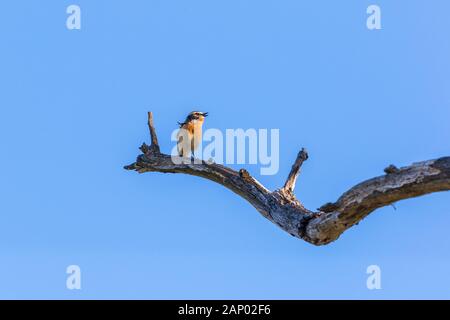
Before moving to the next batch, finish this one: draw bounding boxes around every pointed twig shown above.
[147,112,160,153]
[282,148,309,193]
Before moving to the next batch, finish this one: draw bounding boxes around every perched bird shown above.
[177,111,208,160]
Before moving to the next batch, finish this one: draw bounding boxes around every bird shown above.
[176,111,208,160]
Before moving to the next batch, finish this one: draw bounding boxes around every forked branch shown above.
[125,112,450,245]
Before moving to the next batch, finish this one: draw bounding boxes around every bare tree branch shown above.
[125,112,450,245]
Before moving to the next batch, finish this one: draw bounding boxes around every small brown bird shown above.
[177,111,208,160]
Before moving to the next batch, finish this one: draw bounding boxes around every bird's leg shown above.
[190,149,195,163]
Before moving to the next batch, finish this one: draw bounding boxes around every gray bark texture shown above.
[125,112,450,245]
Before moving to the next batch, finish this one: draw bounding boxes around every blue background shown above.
[0,1,449,299]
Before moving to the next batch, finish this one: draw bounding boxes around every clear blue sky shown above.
[0,0,449,299]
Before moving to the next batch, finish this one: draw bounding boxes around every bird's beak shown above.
[202,112,208,117]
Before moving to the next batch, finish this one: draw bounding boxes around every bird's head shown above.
[187,111,208,122]
[178,111,208,127]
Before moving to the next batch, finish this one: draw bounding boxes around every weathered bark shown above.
[125,112,450,245]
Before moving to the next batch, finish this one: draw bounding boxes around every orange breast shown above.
[182,122,195,134]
